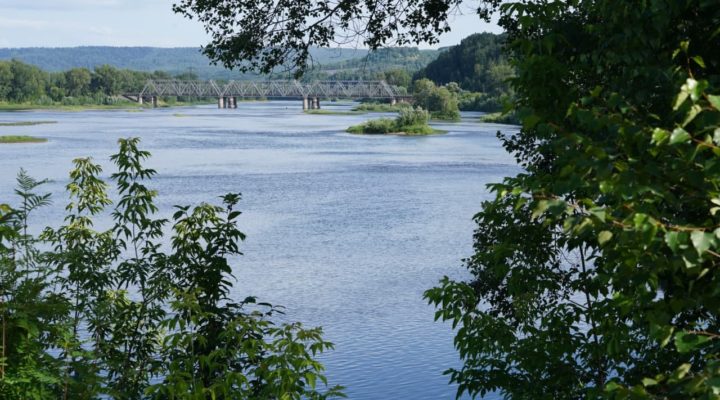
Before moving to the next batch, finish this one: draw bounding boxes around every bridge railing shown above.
[137,79,404,99]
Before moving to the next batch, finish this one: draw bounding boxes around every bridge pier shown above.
[138,97,143,105]
[152,96,158,108]
[218,97,225,109]
[303,96,309,111]
[314,98,320,109]
[232,97,238,109]
[391,98,397,105]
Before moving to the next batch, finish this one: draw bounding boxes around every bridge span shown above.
[124,79,408,110]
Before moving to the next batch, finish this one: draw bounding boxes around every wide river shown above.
[0,101,518,399]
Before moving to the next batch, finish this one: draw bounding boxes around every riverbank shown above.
[0,99,216,112]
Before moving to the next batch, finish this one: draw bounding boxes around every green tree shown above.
[424,1,720,398]
[1,139,343,399]
[0,62,12,101]
[412,79,460,120]
[176,1,720,398]
[92,64,121,96]
[65,68,92,97]
[8,60,46,102]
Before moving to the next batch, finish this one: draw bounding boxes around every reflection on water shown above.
[0,101,518,399]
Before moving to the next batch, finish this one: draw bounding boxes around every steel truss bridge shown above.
[124,79,407,110]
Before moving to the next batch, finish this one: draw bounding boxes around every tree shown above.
[1,139,343,399]
[65,68,92,97]
[8,60,46,102]
[413,32,509,94]
[173,0,501,76]
[0,62,12,101]
[175,0,720,398]
[412,79,460,121]
[92,64,121,96]
[424,1,720,398]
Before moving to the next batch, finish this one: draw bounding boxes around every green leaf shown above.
[598,230,613,245]
[674,332,711,353]
[642,377,658,387]
[669,128,691,145]
[692,55,706,68]
[651,128,670,145]
[709,95,720,110]
[665,231,681,253]
[690,230,714,256]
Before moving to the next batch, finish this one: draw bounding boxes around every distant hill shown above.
[0,46,372,80]
[414,33,510,94]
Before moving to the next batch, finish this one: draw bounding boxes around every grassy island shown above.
[0,135,48,143]
[304,109,361,116]
[347,108,444,136]
[0,121,57,127]
[351,102,412,113]
[479,112,520,125]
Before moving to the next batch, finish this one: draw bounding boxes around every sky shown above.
[0,0,500,49]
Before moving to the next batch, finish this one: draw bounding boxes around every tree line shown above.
[0,60,198,105]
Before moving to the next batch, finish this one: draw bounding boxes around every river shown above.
[0,101,518,399]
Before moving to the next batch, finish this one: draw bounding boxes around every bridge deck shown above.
[129,79,406,100]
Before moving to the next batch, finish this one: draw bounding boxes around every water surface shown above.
[0,101,518,399]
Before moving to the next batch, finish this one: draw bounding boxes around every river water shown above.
[0,101,518,399]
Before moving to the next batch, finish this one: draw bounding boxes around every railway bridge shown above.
[124,79,408,110]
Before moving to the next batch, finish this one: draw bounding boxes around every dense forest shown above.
[0,59,196,105]
[0,46,370,80]
[414,33,511,95]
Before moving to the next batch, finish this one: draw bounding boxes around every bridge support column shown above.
[152,96,158,108]
[302,97,309,111]
[390,98,397,105]
[138,97,143,105]
[232,97,238,109]
[218,97,225,109]
[315,98,321,109]
[312,97,319,109]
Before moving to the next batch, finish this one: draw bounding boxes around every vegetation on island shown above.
[0,139,343,399]
[0,135,47,143]
[0,120,56,126]
[412,79,461,121]
[347,108,440,135]
[177,0,720,399]
[351,101,412,113]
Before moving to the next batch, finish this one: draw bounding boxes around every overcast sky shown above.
[0,0,500,49]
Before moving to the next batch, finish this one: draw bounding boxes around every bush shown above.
[396,107,429,127]
[0,139,343,399]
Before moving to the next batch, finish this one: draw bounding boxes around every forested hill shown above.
[413,32,510,94]
[0,46,373,80]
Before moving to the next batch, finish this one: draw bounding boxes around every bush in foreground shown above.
[0,138,343,399]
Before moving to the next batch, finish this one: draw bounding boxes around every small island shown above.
[0,135,48,144]
[347,108,444,136]
[0,120,57,126]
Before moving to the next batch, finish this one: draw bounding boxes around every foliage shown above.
[425,0,720,399]
[414,32,511,95]
[172,0,501,77]
[0,139,342,399]
[0,60,206,104]
[351,102,412,113]
[478,111,519,125]
[0,136,47,143]
[412,79,460,121]
[347,107,436,135]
